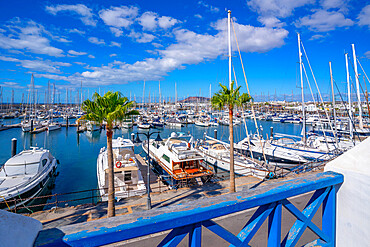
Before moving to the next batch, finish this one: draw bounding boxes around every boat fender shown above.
[116,161,122,168]
[39,181,44,188]
[54,171,60,177]
[57,159,60,164]
[267,172,276,180]
[129,158,134,162]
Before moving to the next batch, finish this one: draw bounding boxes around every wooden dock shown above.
[135,154,168,193]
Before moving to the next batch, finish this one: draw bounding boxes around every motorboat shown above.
[97,138,146,201]
[86,121,100,132]
[0,147,58,209]
[142,132,214,187]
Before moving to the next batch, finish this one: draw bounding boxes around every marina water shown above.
[0,118,303,208]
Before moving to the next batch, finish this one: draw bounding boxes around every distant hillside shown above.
[180,96,210,103]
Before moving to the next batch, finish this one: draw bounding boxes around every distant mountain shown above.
[180,96,210,103]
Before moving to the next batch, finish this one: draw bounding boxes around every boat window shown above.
[124,171,132,181]
[162,154,170,163]
[42,159,48,167]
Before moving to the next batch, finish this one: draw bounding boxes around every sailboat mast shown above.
[329,61,337,143]
[142,80,145,110]
[228,10,232,88]
[352,44,363,129]
[345,53,353,139]
[159,80,161,105]
[298,33,306,143]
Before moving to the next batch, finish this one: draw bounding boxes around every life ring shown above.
[129,158,134,162]
[115,161,122,168]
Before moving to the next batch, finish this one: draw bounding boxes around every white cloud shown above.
[0,55,71,73]
[137,12,179,32]
[365,51,370,59]
[198,1,220,13]
[110,54,117,57]
[152,43,163,48]
[68,50,87,56]
[68,28,85,35]
[34,74,68,81]
[158,16,178,29]
[110,41,121,47]
[138,12,158,31]
[88,37,105,45]
[320,0,349,11]
[0,19,64,57]
[257,16,285,27]
[50,18,288,86]
[129,31,156,43]
[0,81,24,89]
[358,5,370,28]
[99,6,139,37]
[309,34,327,40]
[296,9,354,32]
[88,55,95,59]
[45,4,96,26]
[74,62,86,66]
[247,0,314,18]
[195,14,203,19]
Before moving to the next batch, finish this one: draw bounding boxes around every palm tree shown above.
[211,82,252,193]
[79,91,139,217]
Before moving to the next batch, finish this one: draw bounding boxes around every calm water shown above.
[0,118,302,207]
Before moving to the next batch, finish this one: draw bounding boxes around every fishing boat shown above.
[97,138,146,201]
[0,147,58,209]
[142,132,214,187]
[197,137,268,179]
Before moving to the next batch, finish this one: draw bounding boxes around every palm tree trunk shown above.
[229,106,235,193]
[106,128,115,217]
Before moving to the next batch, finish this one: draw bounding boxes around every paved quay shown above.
[29,167,323,234]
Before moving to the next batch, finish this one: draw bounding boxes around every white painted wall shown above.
[0,210,42,247]
[325,137,370,247]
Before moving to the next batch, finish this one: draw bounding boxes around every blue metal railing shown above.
[35,171,343,246]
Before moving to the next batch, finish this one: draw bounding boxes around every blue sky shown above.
[0,0,369,103]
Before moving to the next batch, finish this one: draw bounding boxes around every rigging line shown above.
[333,78,360,143]
[231,18,267,164]
[232,64,238,87]
[357,58,370,84]
[302,63,333,152]
[300,41,337,142]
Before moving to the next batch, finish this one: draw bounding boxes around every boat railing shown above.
[35,171,343,246]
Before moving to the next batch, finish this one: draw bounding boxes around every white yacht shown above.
[47,122,61,131]
[236,135,308,168]
[142,132,214,187]
[97,138,146,202]
[137,122,151,129]
[194,121,210,127]
[0,147,58,209]
[198,139,268,179]
[86,121,100,132]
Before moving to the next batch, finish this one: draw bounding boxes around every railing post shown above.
[268,202,282,247]
[322,185,336,246]
[189,223,202,247]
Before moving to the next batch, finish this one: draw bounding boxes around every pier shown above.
[34,171,341,246]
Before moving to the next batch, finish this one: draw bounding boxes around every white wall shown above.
[325,137,370,247]
[0,210,42,247]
